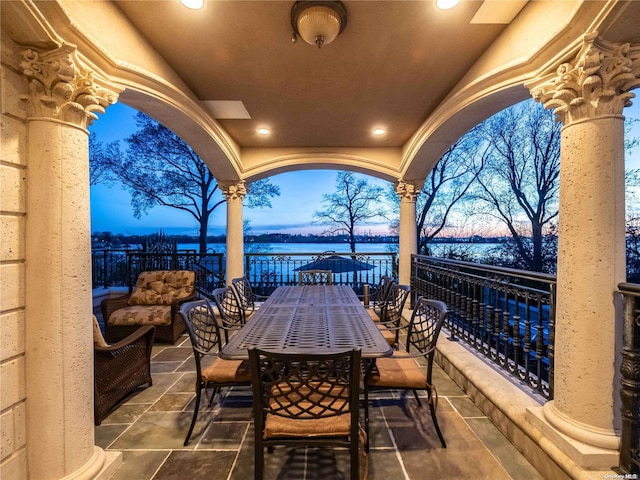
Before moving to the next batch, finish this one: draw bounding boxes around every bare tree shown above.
[91,112,279,253]
[89,133,113,186]
[472,100,561,272]
[313,171,387,252]
[386,126,484,254]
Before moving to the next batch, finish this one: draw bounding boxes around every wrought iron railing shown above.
[244,251,397,297]
[91,249,224,294]
[411,255,556,400]
[616,283,640,475]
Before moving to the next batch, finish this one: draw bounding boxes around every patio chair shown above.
[178,299,252,446]
[366,276,396,321]
[93,315,155,425]
[101,269,197,344]
[375,284,411,348]
[298,269,333,285]
[231,276,267,322]
[249,348,365,480]
[365,297,448,448]
[210,286,247,342]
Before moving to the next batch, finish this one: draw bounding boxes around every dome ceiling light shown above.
[291,1,347,48]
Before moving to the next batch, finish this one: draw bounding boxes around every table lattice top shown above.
[219,286,392,359]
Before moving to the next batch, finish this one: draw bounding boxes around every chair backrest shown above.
[249,348,361,430]
[405,297,448,377]
[211,286,246,328]
[371,276,395,307]
[178,299,224,359]
[231,277,256,312]
[380,283,411,326]
[298,270,333,285]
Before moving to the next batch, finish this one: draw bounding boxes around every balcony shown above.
[93,251,639,478]
[93,308,544,480]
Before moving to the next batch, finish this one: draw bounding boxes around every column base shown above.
[60,446,121,480]
[526,404,619,469]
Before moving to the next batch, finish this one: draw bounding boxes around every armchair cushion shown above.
[107,305,172,326]
[92,315,109,348]
[128,270,196,306]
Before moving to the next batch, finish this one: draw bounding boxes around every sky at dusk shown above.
[89,101,640,237]
[88,103,393,236]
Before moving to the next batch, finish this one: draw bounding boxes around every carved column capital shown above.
[20,44,121,129]
[528,32,640,126]
[395,180,421,202]
[220,180,247,201]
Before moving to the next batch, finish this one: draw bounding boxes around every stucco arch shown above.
[400,0,620,183]
[240,150,401,183]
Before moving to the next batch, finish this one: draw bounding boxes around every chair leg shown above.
[350,440,360,480]
[413,389,422,407]
[208,387,220,407]
[184,387,202,446]
[428,395,446,448]
[255,442,264,480]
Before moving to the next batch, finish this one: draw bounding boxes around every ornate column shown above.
[20,45,121,479]
[220,181,246,284]
[396,180,420,286]
[526,33,640,466]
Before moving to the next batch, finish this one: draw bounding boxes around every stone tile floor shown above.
[95,333,544,480]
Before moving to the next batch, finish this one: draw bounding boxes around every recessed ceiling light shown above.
[372,128,386,136]
[180,0,204,10]
[436,0,461,10]
[257,128,270,135]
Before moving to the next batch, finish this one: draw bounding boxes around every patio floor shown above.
[94,317,544,480]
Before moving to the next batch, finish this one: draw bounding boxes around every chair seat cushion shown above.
[377,324,396,345]
[202,358,252,383]
[264,411,351,439]
[367,309,381,322]
[368,352,426,389]
[108,305,172,326]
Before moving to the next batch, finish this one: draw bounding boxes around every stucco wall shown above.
[0,29,28,480]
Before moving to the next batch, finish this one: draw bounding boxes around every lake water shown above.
[179,242,398,254]
[178,241,500,259]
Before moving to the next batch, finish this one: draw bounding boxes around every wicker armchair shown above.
[93,315,154,425]
[101,270,197,343]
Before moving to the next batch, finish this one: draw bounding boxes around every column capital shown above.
[20,44,121,129]
[219,180,247,200]
[395,179,421,202]
[528,32,640,126]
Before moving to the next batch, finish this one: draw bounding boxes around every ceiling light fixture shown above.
[373,128,386,136]
[436,0,461,10]
[180,0,205,10]
[257,128,270,135]
[291,1,347,48]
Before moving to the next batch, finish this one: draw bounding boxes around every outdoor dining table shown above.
[219,284,392,451]
[219,284,393,360]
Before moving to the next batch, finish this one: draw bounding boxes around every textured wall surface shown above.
[0,29,28,480]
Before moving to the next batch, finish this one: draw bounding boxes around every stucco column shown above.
[20,46,120,479]
[527,33,640,461]
[396,180,420,286]
[220,181,246,284]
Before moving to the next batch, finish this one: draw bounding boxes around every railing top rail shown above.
[618,282,640,295]
[246,251,394,256]
[412,254,556,285]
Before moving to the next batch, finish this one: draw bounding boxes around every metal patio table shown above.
[219,285,392,359]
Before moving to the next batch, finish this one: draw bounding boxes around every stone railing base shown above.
[434,323,619,480]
